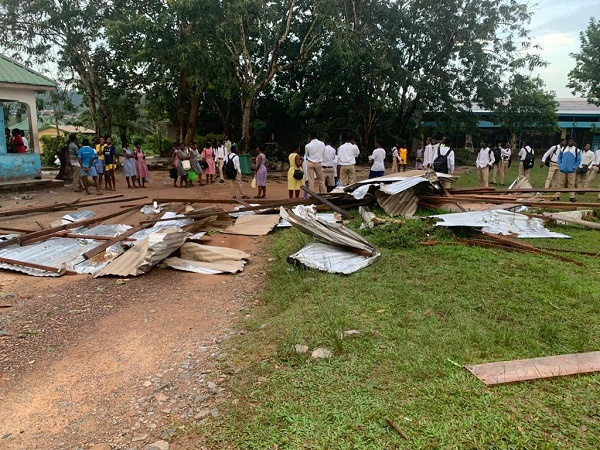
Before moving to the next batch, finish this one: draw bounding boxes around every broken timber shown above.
[466,351,600,385]
[0,256,75,275]
[301,186,354,219]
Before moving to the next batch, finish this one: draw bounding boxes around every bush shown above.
[40,135,66,166]
[142,134,174,157]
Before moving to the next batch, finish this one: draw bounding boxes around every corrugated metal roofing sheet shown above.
[0,54,57,88]
[289,242,380,274]
[431,210,570,239]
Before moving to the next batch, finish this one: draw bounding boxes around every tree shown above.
[568,18,600,106]
[494,75,558,148]
[221,0,328,152]
[0,0,113,135]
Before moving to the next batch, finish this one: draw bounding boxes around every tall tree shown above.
[106,0,224,144]
[0,0,113,135]
[221,0,327,152]
[568,18,600,106]
[493,74,558,148]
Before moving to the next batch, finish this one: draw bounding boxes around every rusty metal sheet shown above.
[466,351,600,386]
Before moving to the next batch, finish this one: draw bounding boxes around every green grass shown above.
[192,214,600,449]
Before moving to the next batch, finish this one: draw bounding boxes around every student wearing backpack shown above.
[541,139,565,189]
[475,140,495,188]
[225,144,249,199]
[556,138,582,202]
[432,137,454,188]
[517,141,535,182]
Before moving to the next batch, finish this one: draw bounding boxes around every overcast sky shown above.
[529,0,599,98]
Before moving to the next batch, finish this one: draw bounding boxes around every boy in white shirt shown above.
[577,143,594,188]
[475,140,495,188]
[368,142,386,179]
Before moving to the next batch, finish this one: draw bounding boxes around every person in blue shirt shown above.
[78,139,102,195]
[556,138,582,202]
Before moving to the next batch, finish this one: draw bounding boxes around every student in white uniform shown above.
[368,142,386,179]
[498,142,511,186]
[584,146,600,200]
[322,139,337,191]
[475,140,495,188]
[577,143,594,188]
[517,140,534,182]
[541,139,565,189]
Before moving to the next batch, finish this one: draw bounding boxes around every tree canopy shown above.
[0,0,554,154]
[568,18,600,106]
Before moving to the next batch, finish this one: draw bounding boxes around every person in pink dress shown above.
[201,141,216,184]
[134,142,149,188]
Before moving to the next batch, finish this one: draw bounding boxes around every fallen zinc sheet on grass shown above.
[281,207,380,274]
[466,351,600,386]
[431,210,570,239]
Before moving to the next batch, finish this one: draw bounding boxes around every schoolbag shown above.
[544,145,559,167]
[523,147,535,169]
[224,154,237,179]
[493,147,501,165]
[432,146,450,174]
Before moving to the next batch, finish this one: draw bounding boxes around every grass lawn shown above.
[195,166,600,449]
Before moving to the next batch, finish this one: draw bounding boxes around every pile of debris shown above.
[0,169,598,277]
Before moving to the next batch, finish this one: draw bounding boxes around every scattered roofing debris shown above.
[466,351,600,386]
[0,170,598,278]
[282,207,380,274]
[431,210,570,239]
[163,243,250,274]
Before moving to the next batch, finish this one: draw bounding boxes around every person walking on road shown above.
[475,141,495,188]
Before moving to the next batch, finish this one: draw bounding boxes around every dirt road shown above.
[0,170,286,449]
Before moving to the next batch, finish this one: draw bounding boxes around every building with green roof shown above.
[0,54,57,181]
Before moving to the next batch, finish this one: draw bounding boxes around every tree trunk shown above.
[176,71,189,143]
[185,91,202,145]
[240,95,254,154]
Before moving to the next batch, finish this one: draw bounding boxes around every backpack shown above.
[493,147,501,165]
[432,146,450,174]
[224,154,237,179]
[544,145,559,167]
[522,147,535,169]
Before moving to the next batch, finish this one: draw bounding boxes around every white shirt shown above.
[337,142,360,165]
[423,144,434,167]
[305,139,325,163]
[323,145,337,168]
[542,144,563,164]
[215,145,228,160]
[22,136,29,149]
[224,140,232,152]
[580,150,594,167]
[500,147,511,159]
[437,145,455,174]
[518,146,533,161]
[593,149,600,166]
[369,147,386,171]
[228,153,241,173]
[391,146,399,161]
[475,147,494,168]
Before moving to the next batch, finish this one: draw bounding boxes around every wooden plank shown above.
[466,351,600,385]
[0,256,75,275]
[301,186,354,219]
[0,205,141,249]
[0,226,35,233]
[0,199,81,218]
[81,225,145,260]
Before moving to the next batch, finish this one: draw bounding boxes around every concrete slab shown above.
[0,179,64,192]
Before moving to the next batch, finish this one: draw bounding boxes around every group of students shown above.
[474,138,600,202]
[67,134,149,195]
[285,133,457,199]
[169,138,269,200]
[4,128,28,153]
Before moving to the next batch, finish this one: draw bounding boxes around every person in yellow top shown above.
[287,145,304,198]
[399,145,408,172]
[95,136,107,190]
